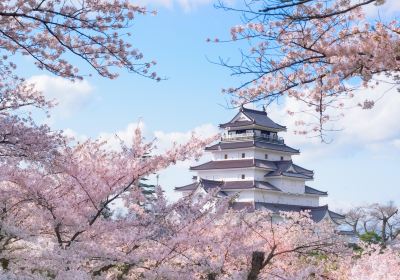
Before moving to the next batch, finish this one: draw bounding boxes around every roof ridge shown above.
[292,163,313,173]
[242,107,266,114]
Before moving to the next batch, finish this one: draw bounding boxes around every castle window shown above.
[241,174,245,179]
[241,153,245,158]
[265,154,268,159]
[280,156,284,160]
[224,154,228,159]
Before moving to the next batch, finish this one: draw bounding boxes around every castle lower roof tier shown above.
[205,140,299,154]
[231,202,344,224]
[175,178,327,196]
[190,159,314,180]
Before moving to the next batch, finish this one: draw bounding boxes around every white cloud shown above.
[98,122,146,151]
[392,139,400,150]
[361,0,400,18]
[266,78,400,164]
[320,197,357,213]
[149,123,219,200]
[154,123,219,152]
[27,75,94,119]
[133,0,228,12]
[62,128,89,143]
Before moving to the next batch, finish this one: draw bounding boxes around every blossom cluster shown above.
[218,0,400,137]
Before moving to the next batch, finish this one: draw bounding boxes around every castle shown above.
[175,106,344,223]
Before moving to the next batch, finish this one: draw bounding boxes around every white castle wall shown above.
[197,169,267,181]
[267,178,305,194]
[254,149,292,161]
[255,191,319,206]
[229,190,319,206]
[212,149,254,160]
[211,148,292,161]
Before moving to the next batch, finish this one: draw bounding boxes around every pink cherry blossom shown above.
[217,0,400,139]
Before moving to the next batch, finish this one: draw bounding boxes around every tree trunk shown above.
[382,218,387,243]
[247,251,265,280]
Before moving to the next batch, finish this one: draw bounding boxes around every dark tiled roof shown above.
[205,140,299,154]
[175,178,281,192]
[265,160,314,180]
[232,202,345,223]
[175,182,198,191]
[220,120,253,128]
[255,181,281,191]
[190,159,276,171]
[219,107,286,131]
[305,186,328,196]
[190,159,313,180]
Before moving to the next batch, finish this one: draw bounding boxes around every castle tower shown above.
[175,106,343,223]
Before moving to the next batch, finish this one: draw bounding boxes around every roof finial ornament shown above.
[263,105,268,115]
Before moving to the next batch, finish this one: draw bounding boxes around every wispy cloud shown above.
[133,0,221,12]
[267,77,400,164]
[362,0,400,18]
[28,75,94,120]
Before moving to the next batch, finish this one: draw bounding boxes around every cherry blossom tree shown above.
[344,202,400,244]
[0,73,65,163]
[0,0,161,164]
[145,210,346,280]
[0,0,159,80]
[215,0,399,139]
[335,243,400,280]
[0,128,218,279]
[0,1,218,278]
[2,0,400,278]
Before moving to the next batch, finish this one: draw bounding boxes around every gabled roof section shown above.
[265,160,314,180]
[175,181,199,191]
[305,186,328,196]
[205,140,300,154]
[219,107,286,131]
[231,202,345,223]
[175,178,282,192]
[190,159,313,179]
[190,159,276,171]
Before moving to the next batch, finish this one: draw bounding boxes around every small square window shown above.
[224,154,228,159]
[241,153,245,158]
[265,154,268,159]
[241,174,245,179]
[280,156,284,160]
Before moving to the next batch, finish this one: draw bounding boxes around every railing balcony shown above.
[221,132,284,144]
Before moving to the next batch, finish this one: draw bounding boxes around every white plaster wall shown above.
[253,191,320,206]
[254,149,291,161]
[197,169,254,181]
[254,169,268,181]
[232,112,250,122]
[268,178,305,194]
[211,148,293,161]
[234,190,255,202]
[212,149,254,160]
[197,168,267,181]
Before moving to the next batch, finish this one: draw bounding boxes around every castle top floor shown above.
[219,106,286,133]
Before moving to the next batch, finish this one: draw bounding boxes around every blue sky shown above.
[21,0,400,211]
